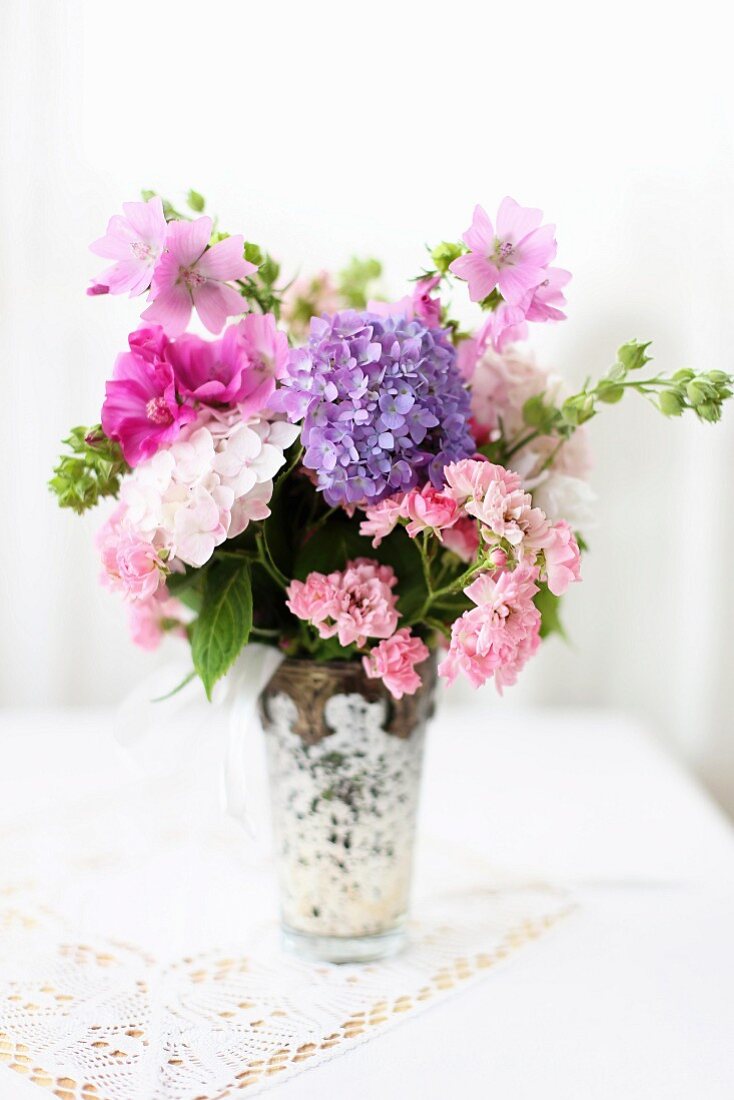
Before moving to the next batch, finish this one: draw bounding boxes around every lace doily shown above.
[0,750,574,1099]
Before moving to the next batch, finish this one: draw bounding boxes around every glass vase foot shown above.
[282,924,406,964]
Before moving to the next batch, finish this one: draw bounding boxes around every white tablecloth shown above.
[1,705,733,1099]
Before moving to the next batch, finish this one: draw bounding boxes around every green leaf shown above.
[430,240,466,274]
[187,189,205,212]
[192,559,253,699]
[294,522,369,580]
[534,584,566,641]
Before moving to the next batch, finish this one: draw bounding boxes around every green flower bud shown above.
[597,380,624,403]
[431,241,465,274]
[672,368,695,383]
[697,401,721,423]
[658,390,684,417]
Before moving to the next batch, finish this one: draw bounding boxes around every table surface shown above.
[1,704,733,1100]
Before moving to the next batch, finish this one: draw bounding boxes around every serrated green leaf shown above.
[192,560,253,699]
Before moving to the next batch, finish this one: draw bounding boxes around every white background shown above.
[2,1,733,806]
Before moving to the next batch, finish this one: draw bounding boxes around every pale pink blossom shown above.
[128,588,187,651]
[521,267,571,322]
[286,558,399,647]
[531,472,596,530]
[172,481,234,567]
[363,629,430,699]
[143,216,256,336]
[442,458,498,503]
[442,517,480,562]
[367,275,442,329]
[404,484,459,538]
[359,494,408,547]
[97,511,166,601]
[449,198,557,304]
[89,196,167,296]
[444,459,551,561]
[541,521,582,596]
[438,563,541,691]
[280,270,340,339]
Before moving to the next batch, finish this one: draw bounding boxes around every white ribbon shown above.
[113,644,284,834]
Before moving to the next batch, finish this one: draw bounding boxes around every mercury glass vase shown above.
[259,656,436,963]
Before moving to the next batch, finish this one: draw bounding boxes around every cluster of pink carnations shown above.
[56,189,606,695]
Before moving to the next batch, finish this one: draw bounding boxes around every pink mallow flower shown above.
[449,197,557,305]
[404,484,459,539]
[368,275,442,329]
[363,629,430,699]
[128,587,187,651]
[101,328,196,467]
[521,267,571,322]
[541,520,582,596]
[142,216,256,336]
[286,558,399,648]
[438,563,541,692]
[89,196,167,297]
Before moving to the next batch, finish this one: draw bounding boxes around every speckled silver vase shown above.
[259,656,436,963]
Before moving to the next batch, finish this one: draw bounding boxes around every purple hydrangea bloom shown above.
[272,311,476,506]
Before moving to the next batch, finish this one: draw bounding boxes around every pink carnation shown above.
[359,494,408,547]
[128,588,187,651]
[442,517,480,562]
[286,558,399,647]
[404,484,459,538]
[541,521,582,596]
[444,458,550,557]
[142,216,256,336]
[449,198,557,305]
[97,511,166,601]
[438,564,541,692]
[363,629,430,699]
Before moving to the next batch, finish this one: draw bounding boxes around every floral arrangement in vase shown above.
[51,190,732,701]
[50,190,732,961]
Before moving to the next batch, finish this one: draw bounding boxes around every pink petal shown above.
[496,197,543,242]
[449,253,499,302]
[149,250,181,296]
[165,216,212,267]
[192,281,246,334]
[122,197,166,244]
[498,264,549,304]
[517,223,557,267]
[463,204,494,253]
[196,234,256,281]
[89,216,137,259]
[142,284,193,336]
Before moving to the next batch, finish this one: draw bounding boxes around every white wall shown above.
[2,1,733,806]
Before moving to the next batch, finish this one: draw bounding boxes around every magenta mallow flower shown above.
[449,198,557,305]
[89,196,167,296]
[286,558,400,648]
[142,216,256,336]
[363,629,430,699]
[101,326,196,466]
[167,314,287,414]
[438,563,541,692]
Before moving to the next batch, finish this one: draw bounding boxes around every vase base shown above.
[282,924,406,964]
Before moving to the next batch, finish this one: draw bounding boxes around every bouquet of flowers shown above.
[51,191,733,701]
